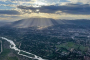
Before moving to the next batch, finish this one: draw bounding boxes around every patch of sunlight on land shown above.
[56,42,88,51]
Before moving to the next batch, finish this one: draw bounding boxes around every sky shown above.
[0,0,90,21]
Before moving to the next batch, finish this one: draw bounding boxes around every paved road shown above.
[0,40,2,54]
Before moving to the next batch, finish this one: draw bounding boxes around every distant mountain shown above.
[1,18,90,29]
[10,18,59,29]
[57,19,90,27]
[0,21,9,27]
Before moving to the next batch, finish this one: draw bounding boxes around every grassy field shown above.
[0,49,10,60]
[56,42,88,51]
[7,57,18,60]
[0,49,18,60]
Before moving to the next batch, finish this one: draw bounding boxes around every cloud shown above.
[67,0,90,4]
[0,0,90,20]
[61,4,90,15]
[0,0,90,6]
[17,4,90,15]
[0,10,20,15]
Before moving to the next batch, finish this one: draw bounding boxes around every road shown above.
[0,40,2,54]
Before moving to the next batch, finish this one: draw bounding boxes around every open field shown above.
[56,42,88,52]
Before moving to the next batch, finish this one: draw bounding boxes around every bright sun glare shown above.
[35,0,47,6]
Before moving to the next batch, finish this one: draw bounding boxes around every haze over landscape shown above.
[0,0,90,60]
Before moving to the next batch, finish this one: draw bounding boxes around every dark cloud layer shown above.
[0,10,20,15]
[17,4,90,15]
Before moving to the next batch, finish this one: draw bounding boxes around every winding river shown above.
[0,37,47,60]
